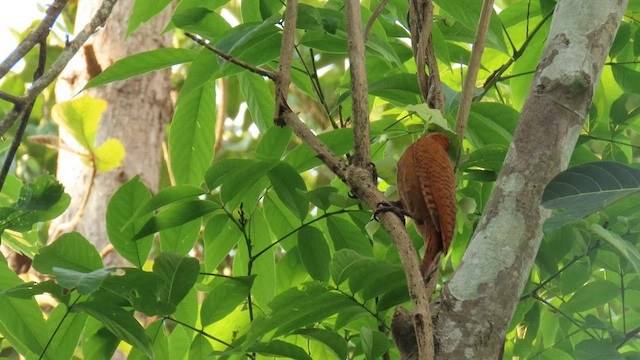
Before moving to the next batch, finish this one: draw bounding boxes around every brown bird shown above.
[394,133,456,277]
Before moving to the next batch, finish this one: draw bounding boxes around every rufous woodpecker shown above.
[395,133,456,276]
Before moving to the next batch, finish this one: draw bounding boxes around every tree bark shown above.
[51,0,173,266]
[430,1,627,358]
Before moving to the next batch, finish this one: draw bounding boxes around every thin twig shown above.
[476,10,553,101]
[184,32,275,80]
[273,0,298,126]
[0,0,68,79]
[0,37,48,191]
[345,0,371,167]
[0,91,23,105]
[0,0,119,136]
[364,0,389,41]
[454,0,495,165]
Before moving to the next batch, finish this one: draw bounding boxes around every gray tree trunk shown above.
[52,0,173,266]
[432,1,627,358]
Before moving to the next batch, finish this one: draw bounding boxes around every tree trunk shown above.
[51,0,173,266]
[430,1,627,358]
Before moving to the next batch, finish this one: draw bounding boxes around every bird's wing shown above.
[412,136,457,251]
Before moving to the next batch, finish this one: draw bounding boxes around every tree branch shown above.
[434,1,628,358]
[184,32,276,80]
[0,0,68,79]
[365,0,389,41]
[454,0,494,157]
[273,0,297,126]
[0,0,119,136]
[408,0,443,113]
[345,0,371,167]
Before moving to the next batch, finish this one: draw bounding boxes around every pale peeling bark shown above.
[431,1,628,358]
[51,0,173,266]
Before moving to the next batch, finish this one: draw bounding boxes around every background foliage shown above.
[1,0,640,359]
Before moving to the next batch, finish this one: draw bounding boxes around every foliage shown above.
[0,0,639,359]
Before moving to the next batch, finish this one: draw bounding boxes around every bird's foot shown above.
[373,201,409,224]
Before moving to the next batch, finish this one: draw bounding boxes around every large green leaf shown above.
[238,72,274,133]
[542,161,640,230]
[99,268,175,316]
[124,184,205,228]
[74,301,153,358]
[292,328,348,360]
[0,262,48,359]
[574,339,624,360]
[134,199,218,239]
[203,214,242,272]
[106,176,153,267]
[126,0,174,37]
[83,48,198,90]
[54,268,113,295]
[243,282,354,346]
[559,280,619,313]
[200,275,254,326]
[248,340,312,360]
[32,232,103,275]
[297,226,331,282]
[267,163,308,221]
[160,219,201,255]
[170,79,216,185]
[44,306,87,360]
[153,253,200,307]
[171,0,231,42]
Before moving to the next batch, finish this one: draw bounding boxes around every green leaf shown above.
[170,79,216,185]
[284,128,354,172]
[160,219,201,255]
[216,16,282,77]
[206,159,278,209]
[126,0,174,37]
[134,200,218,239]
[180,48,220,97]
[574,339,624,360]
[560,280,619,313]
[44,306,87,360]
[0,262,48,359]
[466,102,519,147]
[99,268,175,316]
[203,214,242,272]
[84,48,198,90]
[292,328,348,360]
[153,253,200,307]
[200,276,254,326]
[326,216,373,257]
[244,282,354,346]
[106,176,153,268]
[189,333,214,360]
[171,0,231,42]
[33,232,103,275]
[247,340,312,360]
[124,184,205,228]
[81,319,119,360]
[74,301,153,359]
[54,268,112,295]
[254,124,292,161]
[267,163,308,221]
[238,72,275,133]
[51,94,106,150]
[360,326,388,360]
[297,226,331,281]
[0,175,70,234]
[590,224,640,273]
[248,208,277,308]
[94,138,125,172]
[542,161,640,230]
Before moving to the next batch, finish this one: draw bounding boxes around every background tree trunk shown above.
[431,1,628,358]
[51,0,173,266]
